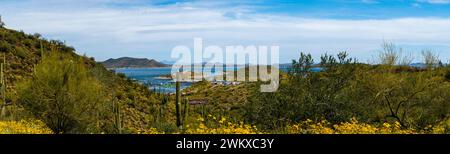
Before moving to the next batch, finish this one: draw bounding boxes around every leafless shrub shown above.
[421,49,439,68]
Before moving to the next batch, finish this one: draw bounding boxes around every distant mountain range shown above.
[101,57,442,69]
[101,57,169,68]
[160,60,176,65]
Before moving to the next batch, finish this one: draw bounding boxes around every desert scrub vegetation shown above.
[287,117,450,134]
[133,116,450,134]
[0,20,449,134]
[139,114,261,134]
[0,24,165,134]
[287,118,416,134]
[244,49,449,133]
[17,51,109,134]
[183,115,261,134]
[172,49,449,134]
[2,115,448,134]
[0,120,53,134]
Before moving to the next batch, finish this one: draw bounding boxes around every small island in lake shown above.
[154,74,173,80]
[155,72,206,82]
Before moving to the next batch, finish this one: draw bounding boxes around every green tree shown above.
[246,52,361,130]
[17,51,107,134]
[290,52,313,76]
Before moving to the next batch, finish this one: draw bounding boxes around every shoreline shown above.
[107,66,173,69]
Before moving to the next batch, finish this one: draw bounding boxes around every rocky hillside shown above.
[0,26,164,133]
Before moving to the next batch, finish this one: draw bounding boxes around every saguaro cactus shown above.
[175,81,182,128]
[182,98,189,126]
[113,99,122,134]
[0,53,6,119]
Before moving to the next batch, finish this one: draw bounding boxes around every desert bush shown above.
[245,50,450,132]
[379,41,399,66]
[0,120,53,134]
[13,46,28,59]
[246,52,363,130]
[184,115,261,134]
[287,118,416,134]
[17,51,109,134]
[421,49,439,69]
[0,41,12,53]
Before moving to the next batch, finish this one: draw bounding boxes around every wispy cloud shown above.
[0,0,449,62]
[418,0,450,4]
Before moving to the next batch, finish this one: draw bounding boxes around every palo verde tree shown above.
[17,51,108,134]
[245,51,361,129]
[421,49,439,69]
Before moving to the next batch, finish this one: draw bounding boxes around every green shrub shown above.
[17,51,109,134]
[244,51,450,131]
[0,41,11,53]
[13,46,28,59]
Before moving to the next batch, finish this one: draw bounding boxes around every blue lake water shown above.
[113,66,321,93]
[113,67,242,93]
[113,67,184,93]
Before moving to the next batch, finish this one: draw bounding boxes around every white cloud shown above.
[418,0,450,4]
[1,0,449,62]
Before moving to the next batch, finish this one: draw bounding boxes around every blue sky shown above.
[1,0,450,63]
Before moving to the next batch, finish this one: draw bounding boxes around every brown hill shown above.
[102,57,168,68]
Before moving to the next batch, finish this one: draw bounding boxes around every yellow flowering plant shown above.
[287,118,418,134]
[0,120,53,134]
[183,115,261,134]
